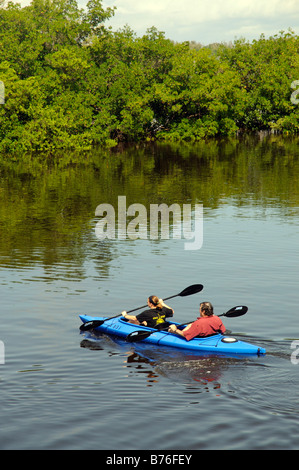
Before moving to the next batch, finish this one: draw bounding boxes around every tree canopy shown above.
[0,0,299,153]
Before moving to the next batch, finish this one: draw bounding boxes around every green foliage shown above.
[0,0,298,154]
[218,30,299,131]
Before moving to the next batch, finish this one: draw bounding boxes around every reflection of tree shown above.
[0,136,298,280]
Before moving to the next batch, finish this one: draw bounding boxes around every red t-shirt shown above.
[183,315,225,341]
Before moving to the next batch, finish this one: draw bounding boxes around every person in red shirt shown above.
[168,302,226,340]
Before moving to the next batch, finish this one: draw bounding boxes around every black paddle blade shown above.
[79,320,104,331]
[179,284,203,297]
[126,330,152,343]
[223,305,248,318]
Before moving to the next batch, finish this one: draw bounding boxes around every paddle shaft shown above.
[103,292,202,321]
[126,293,188,315]
[80,283,203,331]
[135,309,241,333]
[125,305,248,342]
[125,284,204,313]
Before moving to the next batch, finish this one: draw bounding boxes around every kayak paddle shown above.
[79,283,204,331]
[125,305,248,343]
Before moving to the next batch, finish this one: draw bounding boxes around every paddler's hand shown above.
[122,311,127,317]
[168,324,177,333]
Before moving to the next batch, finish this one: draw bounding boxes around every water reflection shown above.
[79,331,257,393]
[80,337,159,386]
[0,135,298,282]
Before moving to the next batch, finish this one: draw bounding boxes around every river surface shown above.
[0,135,298,450]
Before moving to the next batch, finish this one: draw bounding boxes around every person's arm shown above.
[160,299,174,316]
[121,311,138,322]
[168,323,192,337]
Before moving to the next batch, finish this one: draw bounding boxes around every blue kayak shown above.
[79,314,266,356]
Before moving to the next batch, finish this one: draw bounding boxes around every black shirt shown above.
[136,306,173,328]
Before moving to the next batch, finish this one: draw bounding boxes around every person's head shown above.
[199,302,214,317]
[148,295,162,309]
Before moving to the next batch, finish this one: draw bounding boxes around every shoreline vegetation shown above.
[0,0,299,154]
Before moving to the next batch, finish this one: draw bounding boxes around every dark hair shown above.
[200,302,214,316]
[148,295,162,309]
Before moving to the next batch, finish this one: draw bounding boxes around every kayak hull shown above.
[79,315,266,356]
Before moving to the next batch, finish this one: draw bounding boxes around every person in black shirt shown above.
[122,295,174,329]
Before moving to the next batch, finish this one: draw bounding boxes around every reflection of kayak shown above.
[79,315,266,356]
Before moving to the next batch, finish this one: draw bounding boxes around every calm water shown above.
[0,135,298,450]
